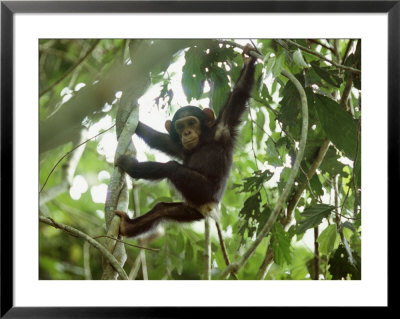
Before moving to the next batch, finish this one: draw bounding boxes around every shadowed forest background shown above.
[39,39,361,280]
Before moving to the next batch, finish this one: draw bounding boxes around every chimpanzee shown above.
[115,45,257,238]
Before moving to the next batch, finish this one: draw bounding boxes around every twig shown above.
[341,39,355,65]
[257,245,274,280]
[203,217,211,280]
[337,213,360,221]
[102,97,139,279]
[215,221,238,280]
[93,235,160,252]
[313,227,320,280]
[340,120,360,214]
[248,110,260,170]
[282,139,330,225]
[83,241,92,280]
[40,216,128,280]
[334,176,356,267]
[220,67,309,278]
[128,254,142,280]
[340,72,354,110]
[298,164,322,204]
[284,40,360,74]
[39,129,88,205]
[132,184,149,280]
[40,125,115,193]
[307,39,336,55]
[40,40,101,97]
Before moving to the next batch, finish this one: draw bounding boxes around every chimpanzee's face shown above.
[174,116,201,150]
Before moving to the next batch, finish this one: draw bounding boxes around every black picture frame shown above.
[1,1,396,317]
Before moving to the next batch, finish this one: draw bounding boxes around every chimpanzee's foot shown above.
[114,210,131,236]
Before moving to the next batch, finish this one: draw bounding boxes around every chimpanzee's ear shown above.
[202,108,215,126]
[165,120,172,133]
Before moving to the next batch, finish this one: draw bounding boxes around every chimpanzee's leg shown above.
[115,202,203,238]
[115,158,216,205]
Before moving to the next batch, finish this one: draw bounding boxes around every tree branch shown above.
[307,39,336,55]
[93,235,159,252]
[313,227,320,280]
[132,184,149,280]
[40,39,101,97]
[282,138,331,225]
[39,40,201,153]
[220,67,309,278]
[40,125,114,195]
[39,129,87,205]
[102,94,140,279]
[203,217,211,280]
[39,216,128,280]
[215,221,238,280]
[284,40,361,74]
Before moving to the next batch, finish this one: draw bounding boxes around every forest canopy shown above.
[39,39,361,280]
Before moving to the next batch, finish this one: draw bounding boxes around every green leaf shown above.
[209,67,230,114]
[341,221,356,232]
[296,204,335,234]
[277,167,291,194]
[265,137,283,167]
[309,174,324,196]
[319,146,348,177]
[182,47,206,102]
[317,224,339,255]
[314,95,358,160]
[185,239,194,261]
[310,61,341,88]
[272,223,292,265]
[239,193,262,238]
[215,250,226,269]
[240,170,273,192]
[293,49,309,68]
[278,77,302,138]
[265,55,276,77]
[256,206,271,236]
[255,110,266,148]
[328,245,361,280]
[272,54,285,78]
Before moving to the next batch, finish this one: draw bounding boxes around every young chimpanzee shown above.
[115,45,257,238]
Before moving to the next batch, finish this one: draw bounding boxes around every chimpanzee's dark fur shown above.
[115,50,256,237]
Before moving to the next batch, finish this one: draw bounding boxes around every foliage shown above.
[39,39,361,280]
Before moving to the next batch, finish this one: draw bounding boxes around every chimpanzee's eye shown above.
[176,123,184,131]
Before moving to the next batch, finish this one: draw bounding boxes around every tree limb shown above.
[203,217,211,280]
[282,138,331,225]
[215,221,238,280]
[40,39,101,97]
[39,216,128,280]
[102,94,140,279]
[40,125,114,195]
[284,40,360,74]
[257,138,330,279]
[220,67,309,278]
[40,40,200,153]
[39,129,87,204]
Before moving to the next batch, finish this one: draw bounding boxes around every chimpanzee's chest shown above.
[184,143,232,182]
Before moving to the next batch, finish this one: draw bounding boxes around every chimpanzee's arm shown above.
[136,122,183,159]
[215,53,257,141]
[116,158,216,205]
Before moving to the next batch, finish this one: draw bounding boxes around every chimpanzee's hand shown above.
[242,43,257,66]
[115,155,138,173]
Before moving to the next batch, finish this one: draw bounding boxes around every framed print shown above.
[1,0,396,316]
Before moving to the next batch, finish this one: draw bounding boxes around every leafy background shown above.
[39,39,361,280]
